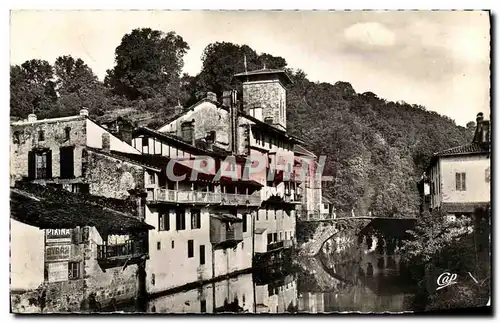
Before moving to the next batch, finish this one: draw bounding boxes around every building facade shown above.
[424,112,491,216]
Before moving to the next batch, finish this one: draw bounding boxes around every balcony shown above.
[148,188,261,206]
[211,222,244,250]
[97,240,148,268]
[267,241,284,252]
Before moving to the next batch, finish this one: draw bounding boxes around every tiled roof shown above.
[233,69,293,84]
[434,142,490,157]
[86,147,161,172]
[10,184,153,234]
[293,144,317,157]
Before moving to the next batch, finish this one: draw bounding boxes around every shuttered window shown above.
[455,172,466,191]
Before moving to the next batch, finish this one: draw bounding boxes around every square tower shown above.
[234,69,292,131]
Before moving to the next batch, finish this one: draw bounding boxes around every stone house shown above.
[10,183,154,313]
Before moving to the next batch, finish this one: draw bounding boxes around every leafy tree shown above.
[10,59,58,118]
[54,55,108,116]
[105,28,189,104]
[190,42,288,102]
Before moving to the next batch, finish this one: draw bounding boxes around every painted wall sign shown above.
[46,244,71,262]
[46,228,72,243]
[47,262,68,283]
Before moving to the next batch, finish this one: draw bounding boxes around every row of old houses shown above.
[9,68,332,312]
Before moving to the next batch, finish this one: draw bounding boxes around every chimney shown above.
[27,113,37,122]
[80,108,89,117]
[222,91,232,107]
[181,121,195,146]
[206,92,217,102]
[473,112,490,144]
[102,132,110,152]
[476,112,484,124]
[174,104,183,115]
[229,90,238,154]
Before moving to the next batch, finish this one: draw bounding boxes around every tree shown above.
[10,59,58,118]
[104,28,189,104]
[192,42,288,99]
[54,55,108,116]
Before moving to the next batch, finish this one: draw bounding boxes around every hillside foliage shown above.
[10,30,472,217]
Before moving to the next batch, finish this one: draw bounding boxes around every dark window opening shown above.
[64,127,71,141]
[159,211,170,231]
[191,209,201,229]
[171,240,175,249]
[273,233,277,242]
[200,245,206,265]
[242,213,247,232]
[142,137,148,147]
[13,131,21,144]
[200,300,207,313]
[60,146,75,179]
[68,262,80,280]
[267,233,272,244]
[38,130,45,141]
[157,241,161,250]
[188,240,194,258]
[176,209,186,231]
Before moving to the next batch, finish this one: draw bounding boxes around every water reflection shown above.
[112,250,415,313]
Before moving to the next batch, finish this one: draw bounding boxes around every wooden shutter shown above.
[46,150,52,178]
[28,151,35,179]
[462,173,466,191]
[456,173,461,191]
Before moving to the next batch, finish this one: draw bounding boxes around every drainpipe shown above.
[252,211,257,313]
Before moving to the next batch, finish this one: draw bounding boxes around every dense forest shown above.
[10,28,475,217]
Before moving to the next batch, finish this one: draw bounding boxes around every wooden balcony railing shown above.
[148,188,261,206]
[267,241,284,252]
[97,240,147,261]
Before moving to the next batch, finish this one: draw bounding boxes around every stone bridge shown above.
[297,217,416,257]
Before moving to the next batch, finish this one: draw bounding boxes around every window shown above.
[273,233,277,242]
[64,127,71,141]
[200,300,207,313]
[159,211,170,231]
[242,213,247,232]
[147,171,155,185]
[13,131,21,144]
[199,245,205,265]
[68,262,80,280]
[157,241,161,250]
[191,209,201,229]
[171,240,175,249]
[72,184,89,193]
[142,137,148,147]
[38,130,45,141]
[267,233,273,244]
[266,208,269,221]
[30,150,52,179]
[280,232,282,241]
[176,209,186,230]
[285,232,288,240]
[455,172,466,191]
[256,212,259,221]
[188,240,194,258]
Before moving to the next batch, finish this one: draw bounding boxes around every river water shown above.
[111,248,417,313]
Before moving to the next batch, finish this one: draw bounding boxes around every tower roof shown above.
[233,68,293,85]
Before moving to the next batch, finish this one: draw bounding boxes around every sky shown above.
[9,10,490,126]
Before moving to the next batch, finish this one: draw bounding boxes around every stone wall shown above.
[85,149,145,199]
[242,81,287,130]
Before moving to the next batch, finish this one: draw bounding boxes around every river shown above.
[109,247,417,313]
